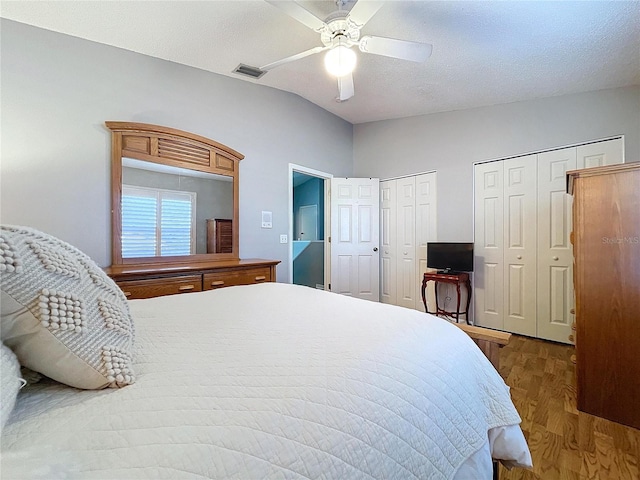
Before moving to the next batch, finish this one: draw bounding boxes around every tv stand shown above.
[421,272,471,324]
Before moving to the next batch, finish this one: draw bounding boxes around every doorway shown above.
[288,164,332,289]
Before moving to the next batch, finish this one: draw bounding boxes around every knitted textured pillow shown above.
[1,342,23,428]
[0,225,135,389]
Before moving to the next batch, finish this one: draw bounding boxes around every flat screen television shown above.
[427,242,474,273]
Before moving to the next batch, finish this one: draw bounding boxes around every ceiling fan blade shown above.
[260,46,328,71]
[347,0,384,29]
[359,35,433,62]
[337,73,354,102]
[265,0,327,31]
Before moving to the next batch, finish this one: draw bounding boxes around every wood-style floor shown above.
[498,335,640,480]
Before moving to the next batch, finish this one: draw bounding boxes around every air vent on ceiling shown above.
[233,64,267,79]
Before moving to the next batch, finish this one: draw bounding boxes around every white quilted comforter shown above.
[2,283,531,479]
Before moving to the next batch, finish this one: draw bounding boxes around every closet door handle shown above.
[516,255,522,259]
[373,247,378,252]
[553,256,559,261]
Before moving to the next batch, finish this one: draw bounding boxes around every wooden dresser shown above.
[105,259,279,300]
[567,163,640,430]
[104,122,280,301]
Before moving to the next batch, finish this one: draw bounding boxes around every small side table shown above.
[421,272,471,324]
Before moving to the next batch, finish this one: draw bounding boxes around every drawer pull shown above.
[210,280,225,287]
[254,276,266,281]
[123,291,132,297]
[178,285,195,291]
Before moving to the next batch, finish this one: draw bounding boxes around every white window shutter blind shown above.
[160,192,195,256]
[122,185,196,258]
[122,187,158,258]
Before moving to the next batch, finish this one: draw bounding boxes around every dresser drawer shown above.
[203,267,271,290]
[117,275,203,299]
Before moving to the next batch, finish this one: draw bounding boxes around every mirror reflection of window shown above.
[121,158,233,257]
[122,185,196,258]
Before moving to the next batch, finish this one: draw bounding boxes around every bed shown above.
[1,226,531,479]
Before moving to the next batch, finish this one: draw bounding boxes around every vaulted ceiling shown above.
[2,1,639,124]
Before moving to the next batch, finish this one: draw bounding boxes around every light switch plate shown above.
[261,211,272,228]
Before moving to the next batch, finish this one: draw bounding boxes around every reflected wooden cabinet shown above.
[207,219,233,253]
[568,163,640,430]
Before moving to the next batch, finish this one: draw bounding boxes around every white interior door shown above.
[331,178,380,301]
[474,161,504,330]
[380,179,397,305]
[298,205,317,241]
[503,155,537,336]
[577,138,623,168]
[537,147,576,343]
[415,172,438,312]
[396,176,417,309]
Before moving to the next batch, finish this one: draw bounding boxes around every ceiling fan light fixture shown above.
[324,45,357,77]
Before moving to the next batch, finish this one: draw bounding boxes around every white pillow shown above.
[1,342,22,428]
[0,225,135,390]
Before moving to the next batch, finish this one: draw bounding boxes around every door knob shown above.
[553,256,559,261]
[516,255,522,259]
[373,247,378,252]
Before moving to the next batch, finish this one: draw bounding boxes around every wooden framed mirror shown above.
[107,122,242,266]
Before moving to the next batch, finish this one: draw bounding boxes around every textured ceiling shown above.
[2,1,639,124]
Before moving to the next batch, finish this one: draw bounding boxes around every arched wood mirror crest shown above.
[107,122,242,266]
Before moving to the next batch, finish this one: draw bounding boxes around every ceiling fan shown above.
[240,0,433,102]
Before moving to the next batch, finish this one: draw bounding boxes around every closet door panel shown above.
[576,138,623,169]
[474,162,504,329]
[537,148,576,343]
[503,155,537,336]
[380,180,397,304]
[415,172,437,312]
[397,177,417,309]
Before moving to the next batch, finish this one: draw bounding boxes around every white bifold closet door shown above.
[474,138,623,343]
[503,155,537,336]
[536,148,576,342]
[380,172,437,311]
[474,161,504,330]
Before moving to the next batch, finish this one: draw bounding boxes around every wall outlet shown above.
[280,234,288,244]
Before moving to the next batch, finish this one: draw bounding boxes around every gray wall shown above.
[353,85,640,241]
[293,241,324,289]
[0,20,353,282]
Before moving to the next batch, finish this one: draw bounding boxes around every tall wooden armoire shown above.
[567,163,640,430]
[207,219,233,254]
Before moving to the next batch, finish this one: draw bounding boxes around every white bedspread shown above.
[2,283,531,479]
